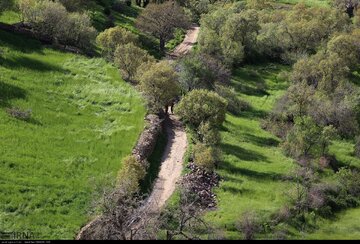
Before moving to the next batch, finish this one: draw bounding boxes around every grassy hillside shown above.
[203,64,360,239]
[0,30,146,239]
[204,64,295,239]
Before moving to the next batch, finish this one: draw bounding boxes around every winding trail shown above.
[139,26,200,213]
[77,25,200,240]
[127,26,200,235]
[167,25,200,59]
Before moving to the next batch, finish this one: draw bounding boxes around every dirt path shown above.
[167,26,200,59]
[141,26,199,213]
[143,115,187,212]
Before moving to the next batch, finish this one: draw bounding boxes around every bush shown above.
[198,121,221,146]
[18,0,97,50]
[193,144,219,172]
[117,155,146,194]
[97,26,139,60]
[114,43,154,82]
[6,107,32,121]
[175,89,228,128]
[236,211,262,240]
[215,84,250,115]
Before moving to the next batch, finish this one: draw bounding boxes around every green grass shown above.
[203,64,295,239]
[305,207,360,239]
[203,63,360,239]
[0,30,146,239]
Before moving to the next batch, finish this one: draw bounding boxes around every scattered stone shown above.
[182,162,220,209]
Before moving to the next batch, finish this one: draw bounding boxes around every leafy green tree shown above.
[97,27,139,60]
[136,1,190,52]
[282,116,336,159]
[175,89,227,128]
[177,52,230,92]
[220,9,260,63]
[327,32,360,68]
[138,61,180,113]
[276,3,350,63]
[114,43,155,82]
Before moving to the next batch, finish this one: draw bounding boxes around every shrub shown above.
[215,84,250,115]
[198,121,221,146]
[193,144,219,172]
[97,26,139,59]
[6,107,32,121]
[236,211,262,240]
[282,116,336,159]
[18,0,96,50]
[175,89,228,128]
[114,43,155,82]
[117,155,146,194]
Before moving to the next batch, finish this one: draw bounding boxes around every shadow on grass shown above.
[220,160,286,182]
[0,30,44,54]
[232,68,270,97]
[0,81,26,107]
[242,133,280,147]
[221,185,253,195]
[0,56,67,72]
[241,107,268,120]
[221,143,269,163]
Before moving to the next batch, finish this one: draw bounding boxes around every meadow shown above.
[203,64,360,239]
[0,30,146,239]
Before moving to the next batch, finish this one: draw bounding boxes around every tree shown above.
[282,116,336,159]
[279,3,350,59]
[136,1,190,52]
[326,32,360,68]
[177,52,230,92]
[0,0,14,13]
[220,9,260,63]
[332,0,359,17]
[175,89,227,128]
[97,27,139,60]
[138,61,180,113]
[162,179,211,240]
[18,0,96,50]
[114,43,155,82]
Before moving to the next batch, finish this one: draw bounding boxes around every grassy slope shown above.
[204,64,295,239]
[0,30,146,239]
[204,64,360,239]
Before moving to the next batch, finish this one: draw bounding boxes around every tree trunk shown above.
[159,36,165,53]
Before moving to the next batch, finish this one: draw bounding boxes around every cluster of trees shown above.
[0,0,14,13]
[198,0,353,66]
[17,0,97,50]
